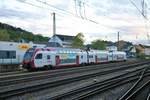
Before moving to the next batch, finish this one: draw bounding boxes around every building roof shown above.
[54,34,75,42]
[138,44,150,48]
[46,42,62,47]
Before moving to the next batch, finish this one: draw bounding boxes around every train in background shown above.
[22,47,126,71]
[0,41,45,66]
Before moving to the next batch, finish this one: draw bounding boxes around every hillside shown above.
[0,22,49,43]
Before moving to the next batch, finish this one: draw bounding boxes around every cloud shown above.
[0,0,149,45]
[0,8,44,19]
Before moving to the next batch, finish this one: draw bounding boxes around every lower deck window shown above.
[0,50,16,59]
[60,59,76,64]
[97,57,108,61]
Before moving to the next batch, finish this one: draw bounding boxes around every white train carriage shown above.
[108,51,126,61]
[115,51,127,61]
[95,50,109,63]
[54,48,84,67]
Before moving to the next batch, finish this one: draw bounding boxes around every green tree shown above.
[0,22,49,42]
[0,29,10,41]
[72,32,84,48]
[91,39,106,50]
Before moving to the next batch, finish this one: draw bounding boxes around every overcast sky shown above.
[0,0,150,45]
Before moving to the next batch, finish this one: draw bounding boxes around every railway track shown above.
[119,66,150,100]
[0,70,27,76]
[49,68,150,100]
[0,60,144,86]
[0,59,140,78]
[0,60,149,99]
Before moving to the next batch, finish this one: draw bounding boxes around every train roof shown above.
[30,46,84,54]
[113,51,126,54]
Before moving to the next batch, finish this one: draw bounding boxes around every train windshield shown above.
[24,49,34,60]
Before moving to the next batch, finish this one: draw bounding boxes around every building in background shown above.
[144,47,150,56]
[48,34,75,47]
[135,44,150,56]
[106,46,117,51]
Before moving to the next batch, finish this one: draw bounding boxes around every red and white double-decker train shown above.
[22,47,126,71]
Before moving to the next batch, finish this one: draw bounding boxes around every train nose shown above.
[22,60,30,68]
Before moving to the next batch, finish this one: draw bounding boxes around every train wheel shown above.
[44,65,48,70]
[80,63,84,66]
[48,65,53,70]
[27,68,35,72]
[44,65,52,70]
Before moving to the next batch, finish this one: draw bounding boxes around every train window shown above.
[60,59,76,64]
[0,50,16,59]
[47,55,50,59]
[81,55,83,59]
[35,53,42,59]
[6,51,10,58]
[88,55,93,58]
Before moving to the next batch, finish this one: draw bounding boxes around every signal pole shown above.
[117,32,120,51]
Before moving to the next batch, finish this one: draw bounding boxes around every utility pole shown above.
[117,32,120,51]
[52,12,56,47]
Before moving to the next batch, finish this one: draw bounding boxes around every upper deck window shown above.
[47,55,51,59]
[35,53,42,59]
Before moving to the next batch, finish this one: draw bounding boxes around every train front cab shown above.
[33,50,55,70]
[23,48,55,71]
[22,48,35,71]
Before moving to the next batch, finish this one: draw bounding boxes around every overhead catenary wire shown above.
[16,0,67,18]
[78,0,84,19]
[128,0,150,44]
[36,0,99,23]
[16,0,137,28]
[16,0,150,40]
[74,0,78,16]
[141,0,150,44]
[16,0,109,30]
[83,1,87,19]
[129,0,148,20]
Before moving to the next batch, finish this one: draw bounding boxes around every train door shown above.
[108,51,113,61]
[113,53,117,61]
[49,53,56,66]
[34,53,43,68]
[79,52,87,65]
[87,51,89,64]
[45,54,51,65]
[42,53,48,66]
[95,55,98,63]
[76,55,79,65]
[55,55,60,65]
